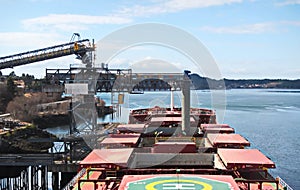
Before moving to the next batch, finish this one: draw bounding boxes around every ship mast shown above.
[170,89,174,111]
[181,70,191,135]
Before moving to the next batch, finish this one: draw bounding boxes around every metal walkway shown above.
[0,154,53,166]
[46,67,187,93]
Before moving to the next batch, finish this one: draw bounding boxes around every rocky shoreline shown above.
[33,113,70,129]
[33,105,114,129]
[0,124,55,154]
[0,104,114,153]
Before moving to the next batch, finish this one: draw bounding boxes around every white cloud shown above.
[22,14,132,32]
[1,56,76,77]
[102,57,132,69]
[0,32,78,76]
[228,67,247,74]
[117,0,242,17]
[107,56,183,73]
[200,20,300,34]
[276,0,300,6]
[280,20,300,26]
[28,0,54,2]
[200,22,277,34]
[163,0,243,10]
[19,0,244,34]
[0,32,64,56]
[130,58,181,73]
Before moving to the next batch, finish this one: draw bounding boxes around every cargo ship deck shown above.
[63,105,290,190]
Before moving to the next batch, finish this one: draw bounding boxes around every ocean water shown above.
[106,89,300,189]
[53,89,300,189]
[222,89,300,189]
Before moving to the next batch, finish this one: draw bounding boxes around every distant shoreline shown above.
[190,74,300,90]
[265,90,300,93]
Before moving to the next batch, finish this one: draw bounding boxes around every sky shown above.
[0,0,299,79]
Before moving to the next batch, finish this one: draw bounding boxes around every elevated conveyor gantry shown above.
[0,39,94,70]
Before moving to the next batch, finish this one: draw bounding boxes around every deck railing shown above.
[277,176,293,190]
[61,168,87,190]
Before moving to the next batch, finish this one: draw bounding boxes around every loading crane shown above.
[0,34,94,70]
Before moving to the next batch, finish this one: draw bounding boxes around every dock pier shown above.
[0,135,92,190]
[0,66,196,190]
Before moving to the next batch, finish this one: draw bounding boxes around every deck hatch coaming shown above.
[128,152,214,168]
[207,133,250,147]
[217,148,275,169]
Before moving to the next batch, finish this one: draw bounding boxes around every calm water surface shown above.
[222,89,300,189]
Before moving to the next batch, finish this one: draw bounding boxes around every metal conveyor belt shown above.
[0,39,93,70]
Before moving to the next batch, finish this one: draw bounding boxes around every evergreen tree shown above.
[6,76,17,101]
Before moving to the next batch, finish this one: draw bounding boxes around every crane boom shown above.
[0,39,94,70]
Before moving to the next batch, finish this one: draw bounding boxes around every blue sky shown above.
[0,0,299,79]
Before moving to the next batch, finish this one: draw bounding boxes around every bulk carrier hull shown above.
[65,106,291,190]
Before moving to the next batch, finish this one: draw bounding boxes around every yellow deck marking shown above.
[145,179,213,190]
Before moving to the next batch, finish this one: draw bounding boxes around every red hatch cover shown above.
[201,124,230,129]
[203,127,235,133]
[99,134,140,146]
[80,148,134,168]
[201,124,234,133]
[151,117,195,122]
[218,148,275,169]
[207,134,250,147]
[116,124,146,133]
[152,142,197,153]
